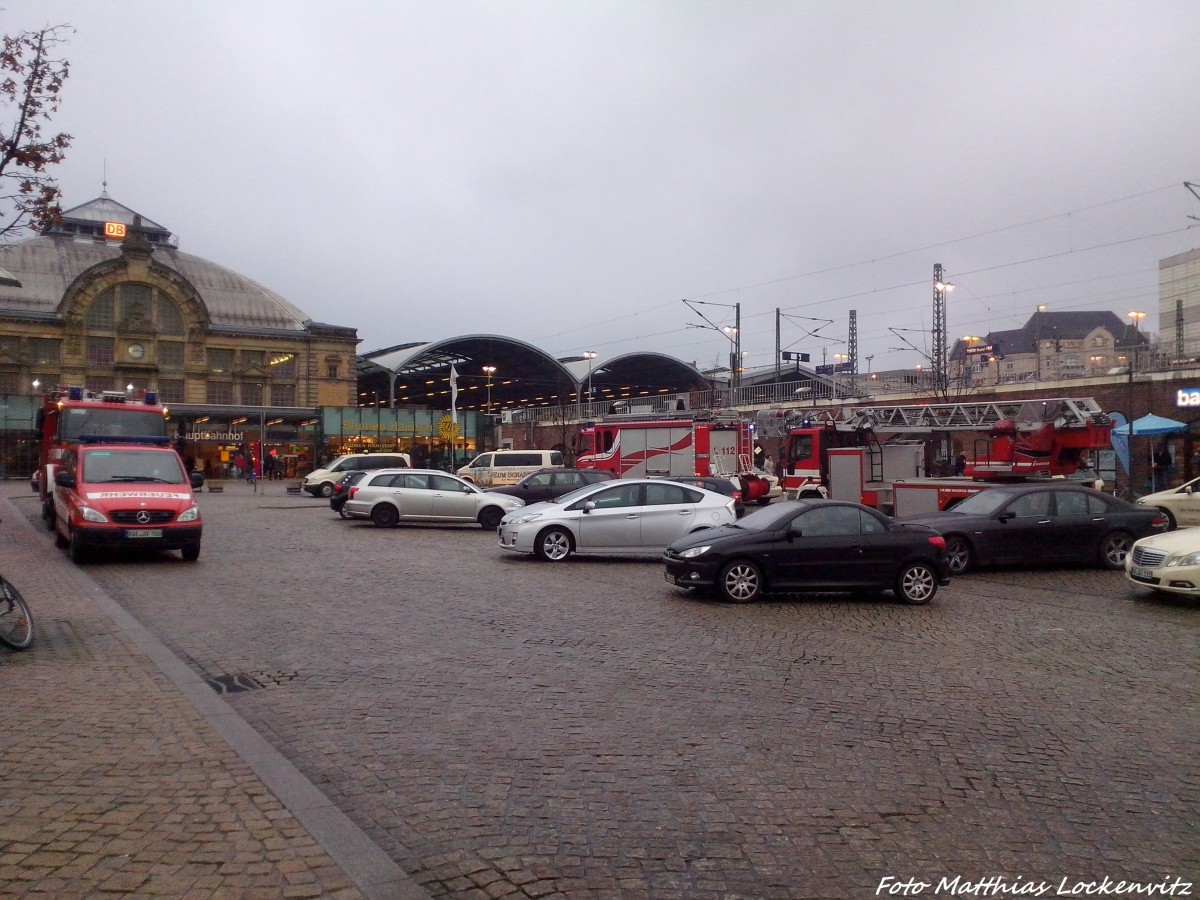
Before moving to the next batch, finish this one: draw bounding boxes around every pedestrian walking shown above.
[1153,441,1172,492]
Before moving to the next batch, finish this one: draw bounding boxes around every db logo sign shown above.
[1176,389,1200,407]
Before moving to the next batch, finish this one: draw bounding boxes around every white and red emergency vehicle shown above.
[756,398,1113,516]
[51,438,203,564]
[574,410,772,502]
[35,386,172,522]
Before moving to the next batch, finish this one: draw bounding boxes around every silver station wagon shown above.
[342,468,525,530]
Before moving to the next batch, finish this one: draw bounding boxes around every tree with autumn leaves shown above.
[0,23,72,242]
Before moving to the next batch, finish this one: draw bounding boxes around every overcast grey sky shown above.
[7,0,1200,374]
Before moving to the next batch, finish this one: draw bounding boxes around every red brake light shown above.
[732,490,742,501]
[928,535,947,550]
[1151,515,1168,528]
[348,486,359,499]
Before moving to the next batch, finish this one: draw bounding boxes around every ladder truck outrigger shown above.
[755,397,1113,517]
[35,386,172,523]
[574,409,773,502]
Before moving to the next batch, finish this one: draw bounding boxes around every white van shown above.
[302,452,412,497]
[457,449,564,487]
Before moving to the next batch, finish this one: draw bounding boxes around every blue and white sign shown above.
[1177,388,1200,407]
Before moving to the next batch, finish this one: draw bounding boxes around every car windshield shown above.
[550,483,608,505]
[83,449,185,484]
[948,489,1019,515]
[731,503,804,531]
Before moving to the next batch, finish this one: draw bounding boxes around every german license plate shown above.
[126,529,163,539]
[664,572,678,585]
[1130,566,1153,579]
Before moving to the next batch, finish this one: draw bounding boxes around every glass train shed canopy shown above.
[357,336,709,413]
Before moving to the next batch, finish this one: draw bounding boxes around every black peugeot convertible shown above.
[663,499,951,605]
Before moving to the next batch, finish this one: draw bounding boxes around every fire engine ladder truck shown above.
[759,397,1110,478]
[831,397,1108,432]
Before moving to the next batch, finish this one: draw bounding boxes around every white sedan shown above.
[1125,529,1200,598]
[1136,476,1200,530]
[498,478,738,561]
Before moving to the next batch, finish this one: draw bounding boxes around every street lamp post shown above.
[582,351,597,409]
[1127,311,1147,496]
[482,365,496,417]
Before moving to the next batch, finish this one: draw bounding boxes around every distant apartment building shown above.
[1158,248,1200,364]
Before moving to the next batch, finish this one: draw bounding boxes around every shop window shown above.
[269,352,297,377]
[158,342,185,370]
[241,382,263,406]
[87,336,114,367]
[272,383,296,406]
[208,348,234,374]
[28,338,60,365]
[206,381,233,404]
[158,379,185,404]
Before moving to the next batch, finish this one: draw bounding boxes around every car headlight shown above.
[177,505,200,523]
[79,506,108,523]
[677,545,711,559]
[1167,552,1200,567]
[510,512,543,525]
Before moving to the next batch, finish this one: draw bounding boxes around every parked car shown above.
[1135,475,1200,530]
[498,478,738,561]
[663,499,949,605]
[656,475,745,518]
[329,470,368,518]
[487,468,614,504]
[895,483,1167,575]
[342,469,524,529]
[1125,529,1200,599]
[302,453,411,498]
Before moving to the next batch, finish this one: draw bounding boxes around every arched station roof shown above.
[357,337,709,412]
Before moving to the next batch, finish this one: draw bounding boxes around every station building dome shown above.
[0,193,359,406]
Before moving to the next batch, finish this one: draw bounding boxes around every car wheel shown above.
[68,528,87,564]
[338,505,352,520]
[895,563,937,605]
[535,527,573,561]
[944,535,973,575]
[181,544,200,561]
[1157,507,1177,531]
[1098,531,1133,570]
[318,482,335,498]
[478,506,504,530]
[371,504,400,528]
[719,560,762,603]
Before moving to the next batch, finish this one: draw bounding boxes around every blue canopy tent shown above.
[1111,413,1187,483]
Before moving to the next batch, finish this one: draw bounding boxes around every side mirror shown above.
[583,500,596,514]
[1186,486,1194,496]
[998,511,1015,522]
[55,471,75,489]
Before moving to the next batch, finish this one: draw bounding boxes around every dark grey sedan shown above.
[894,483,1168,575]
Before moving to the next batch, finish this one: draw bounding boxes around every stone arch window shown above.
[86,284,187,337]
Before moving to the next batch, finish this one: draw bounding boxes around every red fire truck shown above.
[574,410,772,502]
[756,398,1113,516]
[35,386,171,522]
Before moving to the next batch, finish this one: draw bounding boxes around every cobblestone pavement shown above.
[5,480,1198,899]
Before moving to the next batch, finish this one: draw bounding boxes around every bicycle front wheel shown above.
[0,576,34,650]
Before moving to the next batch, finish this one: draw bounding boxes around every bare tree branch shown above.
[0,23,73,242]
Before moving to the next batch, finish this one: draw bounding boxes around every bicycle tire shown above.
[0,576,34,650]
